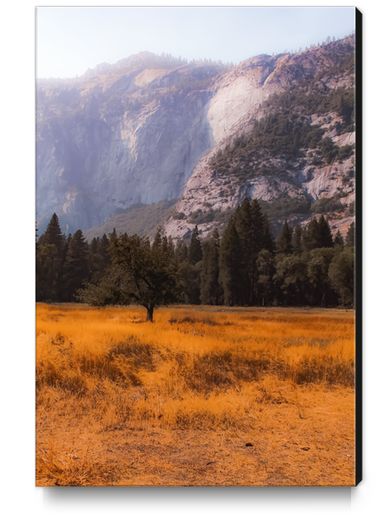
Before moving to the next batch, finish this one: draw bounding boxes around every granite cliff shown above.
[36,36,356,238]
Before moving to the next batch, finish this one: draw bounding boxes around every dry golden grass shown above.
[36,303,356,486]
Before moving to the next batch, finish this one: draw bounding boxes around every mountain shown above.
[36,36,356,239]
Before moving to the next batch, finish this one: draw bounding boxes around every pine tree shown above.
[62,230,89,301]
[87,237,106,285]
[333,230,344,247]
[176,241,188,262]
[41,213,63,256]
[57,233,71,301]
[302,218,321,251]
[166,236,175,259]
[152,226,163,251]
[307,248,336,307]
[276,220,293,254]
[257,249,275,306]
[110,228,118,244]
[36,213,64,301]
[200,229,222,305]
[179,227,202,304]
[345,222,355,247]
[292,225,303,254]
[99,234,111,269]
[36,243,58,301]
[318,215,333,248]
[252,201,275,253]
[188,226,203,265]
[90,237,99,255]
[233,198,274,304]
[219,218,243,306]
[174,240,185,261]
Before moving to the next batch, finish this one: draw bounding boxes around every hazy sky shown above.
[37,6,355,79]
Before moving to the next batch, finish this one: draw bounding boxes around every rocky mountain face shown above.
[36,36,356,238]
[37,53,226,233]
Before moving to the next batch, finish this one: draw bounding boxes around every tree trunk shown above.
[146,305,154,322]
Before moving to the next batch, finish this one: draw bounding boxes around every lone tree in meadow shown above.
[78,228,183,322]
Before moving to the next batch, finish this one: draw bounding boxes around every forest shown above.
[36,197,355,320]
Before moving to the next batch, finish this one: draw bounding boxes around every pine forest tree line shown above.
[36,200,355,317]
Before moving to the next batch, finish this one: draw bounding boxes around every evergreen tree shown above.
[182,244,188,262]
[88,237,100,277]
[333,230,344,247]
[233,198,274,304]
[302,218,321,251]
[90,237,99,255]
[41,213,63,256]
[57,233,71,301]
[292,225,303,254]
[182,226,203,304]
[257,249,276,306]
[36,243,58,301]
[345,222,355,247]
[36,213,64,301]
[62,230,89,301]
[233,198,253,304]
[307,248,336,306]
[182,262,202,305]
[338,94,353,125]
[152,226,163,251]
[166,236,175,259]
[99,234,111,269]
[276,220,293,254]
[200,229,222,305]
[87,236,109,286]
[219,218,243,306]
[175,240,189,262]
[318,215,333,248]
[250,199,275,253]
[174,240,185,261]
[263,221,276,254]
[110,228,118,244]
[188,226,203,265]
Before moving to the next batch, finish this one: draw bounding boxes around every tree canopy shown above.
[37,205,356,312]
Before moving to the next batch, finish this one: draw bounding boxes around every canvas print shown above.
[35,7,361,486]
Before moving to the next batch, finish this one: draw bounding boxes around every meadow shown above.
[36,303,356,486]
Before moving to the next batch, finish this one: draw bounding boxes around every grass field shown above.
[36,303,356,486]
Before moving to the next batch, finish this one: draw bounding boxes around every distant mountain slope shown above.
[36,36,356,239]
[83,199,177,241]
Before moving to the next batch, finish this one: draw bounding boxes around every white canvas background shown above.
[0,1,387,513]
